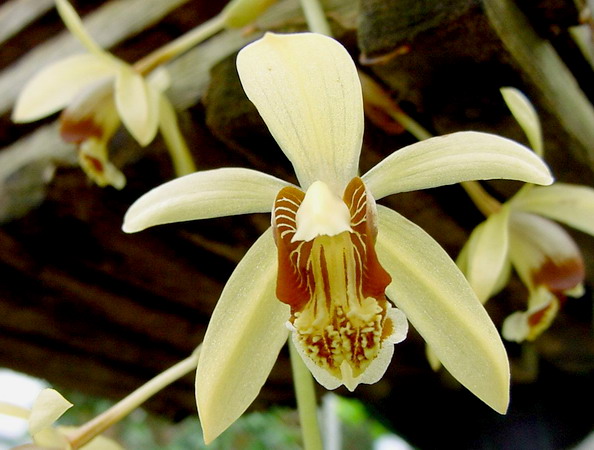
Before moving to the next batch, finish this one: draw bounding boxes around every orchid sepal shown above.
[376,206,510,414]
[362,131,553,201]
[196,229,289,444]
[236,32,363,194]
[123,168,290,233]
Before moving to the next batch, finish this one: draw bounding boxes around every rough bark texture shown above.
[1,0,593,448]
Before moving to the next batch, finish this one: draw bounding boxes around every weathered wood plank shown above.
[0,0,54,45]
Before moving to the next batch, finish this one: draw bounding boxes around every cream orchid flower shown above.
[12,0,190,188]
[0,388,122,449]
[123,33,553,442]
[458,87,594,343]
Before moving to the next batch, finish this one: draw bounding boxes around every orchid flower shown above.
[458,87,594,343]
[0,388,122,449]
[123,33,553,442]
[12,0,192,188]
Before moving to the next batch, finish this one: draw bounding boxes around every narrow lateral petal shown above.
[12,54,116,122]
[236,32,363,194]
[376,206,510,414]
[362,131,553,200]
[196,229,289,443]
[123,168,289,233]
[500,87,543,155]
[114,67,158,146]
[56,0,106,56]
[28,389,72,436]
[511,183,594,236]
[464,207,510,303]
[508,211,585,293]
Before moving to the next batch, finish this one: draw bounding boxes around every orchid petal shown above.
[458,234,512,303]
[362,131,553,200]
[55,0,105,56]
[33,426,70,448]
[196,229,289,443]
[511,183,594,236]
[28,389,72,436]
[114,67,159,146]
[376,206,509,413]
[236,32,363,194]
[500,87,543,155]
[508,211,584,292]
[12,54,116,122]
[123,168,289,233]
[463,207,510,303]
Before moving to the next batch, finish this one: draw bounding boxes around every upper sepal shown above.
[236,32,363,194]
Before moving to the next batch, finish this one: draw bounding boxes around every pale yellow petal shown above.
[55,0,105,56]
[376,206,510,413]
[28,389,72,436]
[500,87,543,155]
[33,426,70,449]
[464,207,510,303]
[12,54,116,122]
[511,183,594,236]
[114,67,158,146]
[236,32,363,193]
[123,168,289,233]
[196,229,290,443]
[363,131,553,200]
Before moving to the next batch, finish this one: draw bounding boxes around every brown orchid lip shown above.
[531,256,585,295]
[59,115,104,144]
[272,177,395,380]
[81,152,105,174]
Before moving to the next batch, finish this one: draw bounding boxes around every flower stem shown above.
[460,181,502,217]
[289,339,323,450]
[159,96,197,176]
[134,14,226,75]
[299,0,332,36]
[360,83,503,218]
[66,347,201,449]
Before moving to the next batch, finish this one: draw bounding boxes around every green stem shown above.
[460,181,502,217]
[388,108,433,141]
[134,14,226,75]
[289,340,323,450]
[380,103,502,217]
[159,96,197,176]
[66,347,201,449]
[299,0,332,36]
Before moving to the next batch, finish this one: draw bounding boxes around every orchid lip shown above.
[272,177,406,390]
